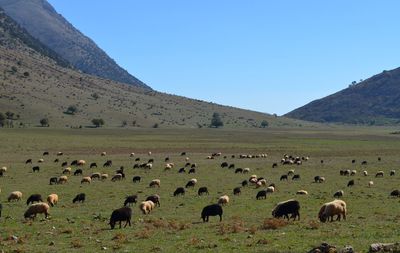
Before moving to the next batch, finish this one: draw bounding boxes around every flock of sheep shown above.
[0,151,399,231]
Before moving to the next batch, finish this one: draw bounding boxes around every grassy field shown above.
[0,127,399,253]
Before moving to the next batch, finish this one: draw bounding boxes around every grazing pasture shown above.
[0,127,399,252]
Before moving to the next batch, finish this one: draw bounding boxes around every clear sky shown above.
[48,0,400,115]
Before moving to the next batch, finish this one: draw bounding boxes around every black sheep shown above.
[32,166,40,173]
[347,179,355,187]
[74,169,83,176]
[235,168,243,174]
[132,176,141,183]
[25,159,32,164]
[272,163,278,168]
[390,190,400,197]
[109,207,132,229]
[61,161,68,167]
[43,151,49,156]
[272,199,300,220]
[201,204,223,222]
[233,187,241,195]
[71,160,78,166]
[228,164,235,169]
[73,193,86,203]
[198,187,209,196]
[181,152,186,156]
[173,187,185,196]
[124,195,137,206]
[90,163,97,168]
[256,190,267,200]
[146,194,160,207]
[185,180,196,188]
[26,194,43,205]
[49,177,58,185]
[178,168,186,173]
[292,174,301,180]
[241,180,248,187]
[188,168,196,174]
[280,175,288,181]
[54,159,59,163]
[221,162,228,168]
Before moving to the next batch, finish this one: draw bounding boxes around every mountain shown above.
[0,8,308,128]
[0,0,150,89]
[285,67,400,125]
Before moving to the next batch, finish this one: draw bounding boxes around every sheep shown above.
[220,162,228,168]
[296,190,308,195]
[390,170,395,176]
[256,190,267,200]
[390,190,400,197]
[139,200,155,214]
[43,151,49,156]
[54,159,59,163]
[375,171,384,177]
[241,180,248,187]
[62,167,71,174]
[361,160,368,165]
[228,164,235,169]
[77,160,86,166]
[218,195,229,205]
[145,163,153,170]
[174,187,185,196]
[347,179,354,187]
[25,159,32,164]
[111,174,123,182]
[363,170,368,176]
[47,194,58,207]
[101,174,109,180]
[32,166,40,173]
[256,179,267,188]
[81,177,92,184]
[0,166,7,173]
[27,194,43,205]
[318,199,347,222]
[132,176,141,183]
[124,195,137,206]
[164,163,174,171]
[90,163,97,168]
[350,170,357,176]
[149,179,161,188]
[272,163,278,168]
[38,158,44,163]
[368,181,374,187]
[73,193,86,203]
[272,199,301,220]
[243,168,250,174]
[314,176,325,183]
[146,194,160,207]
[178,168,186,173]
[188,168,196,174]
[57,152,63,156]
[198,187,209,196]
[235,168,243,174]
[148,151,152,156]
[8,191,22,202]
[49,177,58,185]
[292,174,300,180]
[91,172,101,180]
[101,152,107,156]
[201,204,223,222]
[186,178,197,188]
[233,187,241,195]
[74,169,83,176]
[280,175,288,181]
[71,160,78,166]
[24,202,50,220]
[266,186,275,193]
[109,207,132,229]
[333,190,344,198]
[58,175,68,184]
[61,161,68,167]
[130,153,135,157]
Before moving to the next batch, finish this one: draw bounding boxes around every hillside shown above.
[285,67,400,125]
[0,9,308,129]
[0,0,150,89]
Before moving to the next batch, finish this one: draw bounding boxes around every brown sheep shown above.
[8,191,23,202]
[24,202,50,219]
[81,176,92,184]
[62,167,71,174]
[139,200,155,214]
[101,173,109,180]
[58,175,68,184]
[218,195,229,205]
[318,199,347,223]
[77,160,86,166]
[47,194,59,207]
[149,179,161,188]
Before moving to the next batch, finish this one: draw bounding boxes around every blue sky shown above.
[48,0,400,115]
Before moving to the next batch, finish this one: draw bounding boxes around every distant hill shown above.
[0,0,150,89]
[0,8,308,128]
[285,67,400,125]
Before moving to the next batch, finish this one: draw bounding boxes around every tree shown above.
[40,118,49,127]
[5,111,14,119]
[92,118,104,128]
[66,105,78,115]
[210,112,223,128]
[121,120,127,127]
[260,120,269,128]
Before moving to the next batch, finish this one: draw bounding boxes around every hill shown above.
[0,8,308,128]
[0,0,150,89]
[285,67,400,125]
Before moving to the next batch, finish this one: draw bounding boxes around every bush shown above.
[260,120,269,128]
[40,118,49,127]
[210,112,223,128]
[92,118,104,128]
[66,105,78,115]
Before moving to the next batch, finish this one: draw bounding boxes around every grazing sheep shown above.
[363,170,368,176]
[228,164,235,169]
[77,160,86,166]
[266,186,275,194]
[24,202,50,220]
[220,162,228,168]
[185,178,197,188]
[178,168,186,173]
[292,174,300,180]
[257,179,267,187]
[280,175,288,181]
[146,194,160,207]
[174,187,185,196]
[103,160,112,167]
[130,153,135,157]
[43,151,49,156]
[139,200,155,214]
[352,159,356,164]
[111,174,123,182]
[218,195,229,205]
[101,174,109,180]
[71,160,78,166]
[198,187,209,196]
[81,177,92,184]
[351,170,357,176]
[361,160,368,165]
[241,180,248,187]
[135,158,140,162]
[347,179,354,187]
[314,176,325,183]
[101,152,107,156]
[73,193,86,203]
[54,159,59,163]
[8,191,23,202]
[201,204,223,222]
[296,190,308,195]
[235,168,243,174]
[61,161,68,167]
[47,194,58,207]
[49,177,58,185]
[74,169,83,176]
[124,195,138,206]
[164,163,174,171]
[132,176,141,183]
[390,170,395,176]
[91,172,101,180]
[287,169,295,176]
[333,190,344,198]
[148,151,152,156]
[25,159,32,164]
[368,181,374,187]
[375,171,384,177]
[231,186,241,195]
[57,152,63,156]
[62,167,71,174]
[32,166,40,173]
[390,190,400,197]
[27,194,43,205]
[318,199,347,222]
[243,168,250,174]
[256,190,267,200]
[38,159,44,163]
[0,166,7,173]
[90,163,97,168]
[109,207,132,229]
[188,168,196,174]
[272,163,278,168]
[272,199,301,220]
[58,175,68,184]
[149,179,161,188]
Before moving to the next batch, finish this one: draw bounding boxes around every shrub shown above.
[92,118,104,128]
[210,112,223,128]
[40,118,49,127]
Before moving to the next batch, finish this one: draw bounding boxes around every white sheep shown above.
[8,191,23,202]
[218,195,229,205]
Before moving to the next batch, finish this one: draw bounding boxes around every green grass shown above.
[0,127,399,252]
